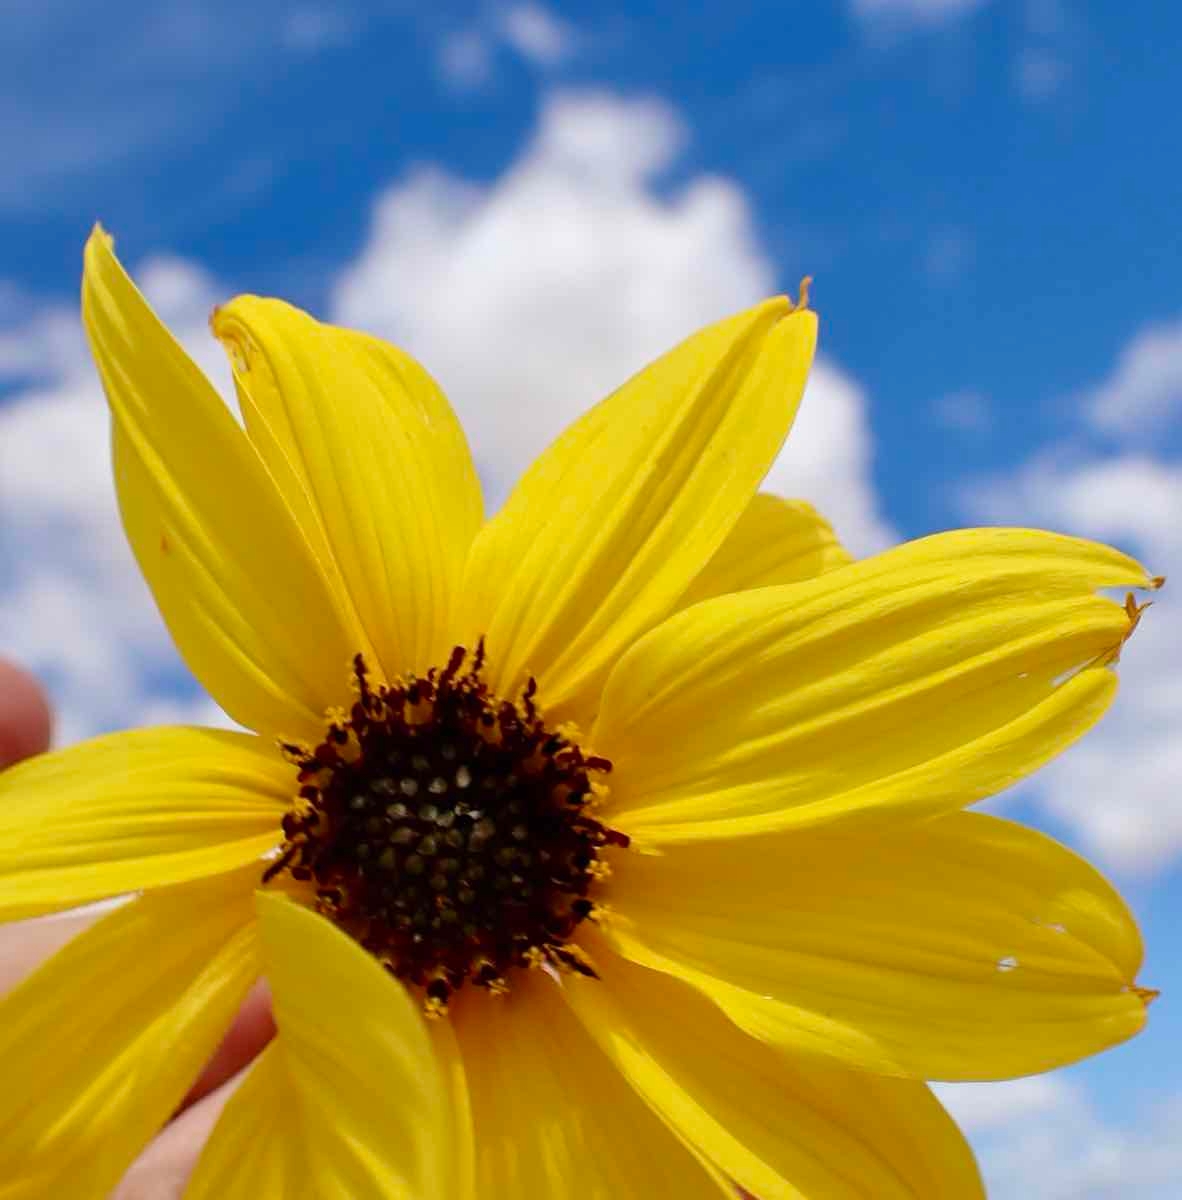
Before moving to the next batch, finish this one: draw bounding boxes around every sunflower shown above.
[0,227,1159,1199]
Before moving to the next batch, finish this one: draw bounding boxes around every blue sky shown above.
[1,1,1179,1194]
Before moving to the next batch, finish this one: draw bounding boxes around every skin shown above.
[0,660,274,1197]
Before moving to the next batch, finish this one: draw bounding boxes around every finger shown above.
[113,1066,250,1200]
[179,978,275,1111]
[0,658,52,767]
[0,662,78,994]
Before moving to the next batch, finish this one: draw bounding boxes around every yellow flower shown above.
[0,227,1159,1199]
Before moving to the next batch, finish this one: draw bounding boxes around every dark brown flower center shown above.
[266,645,627,1016]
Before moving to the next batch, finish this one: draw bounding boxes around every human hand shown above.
[0,661,275,1198]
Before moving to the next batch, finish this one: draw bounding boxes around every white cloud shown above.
[498,3,574,67]
[850,0,988,25]
[281,6,360,54]
[0,306,85,385]
[969,454,1182,563]
[935,1074,1072,1134]
[924,228,975,283]
[437,28,495,90]
[933,388,992,433]
[1015,48,1070,100]
[937,1076,1182,1200]
[1086,316,1182,439]
[134,693,241,731]
[437,4,575,91]
[0,0,360,213]
[964,449,1182,874]
[1024,0,1067,37]
[335,89,894,553]
[1015,0,1078,105]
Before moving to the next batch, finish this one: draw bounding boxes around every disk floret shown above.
[267,644,627,1014]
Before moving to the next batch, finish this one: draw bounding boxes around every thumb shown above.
[0,659,52,767]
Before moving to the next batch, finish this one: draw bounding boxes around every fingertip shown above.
[0,659,53,767]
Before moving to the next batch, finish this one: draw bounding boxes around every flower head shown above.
[0,227,1159,1198]
[271,646,627,1012]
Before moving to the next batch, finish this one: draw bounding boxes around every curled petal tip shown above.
[1123,592,1154,637]
[1100,593,1153,666]
[1132,984,1161,1007]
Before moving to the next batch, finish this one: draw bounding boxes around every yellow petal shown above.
[458,297,816,721]
[212,299,483,680]
[595,527,1152,843]
[0,869,258,1200]
[83,228,355,740]
[678,492,852,609]
[429,1012,477,1200]
[0,726,286,921]
[179,1047,304,1199]
[605,810,1148,1080]
[451,974,731,1199]
[565,931,984,1199]
[187,893,469,1200]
